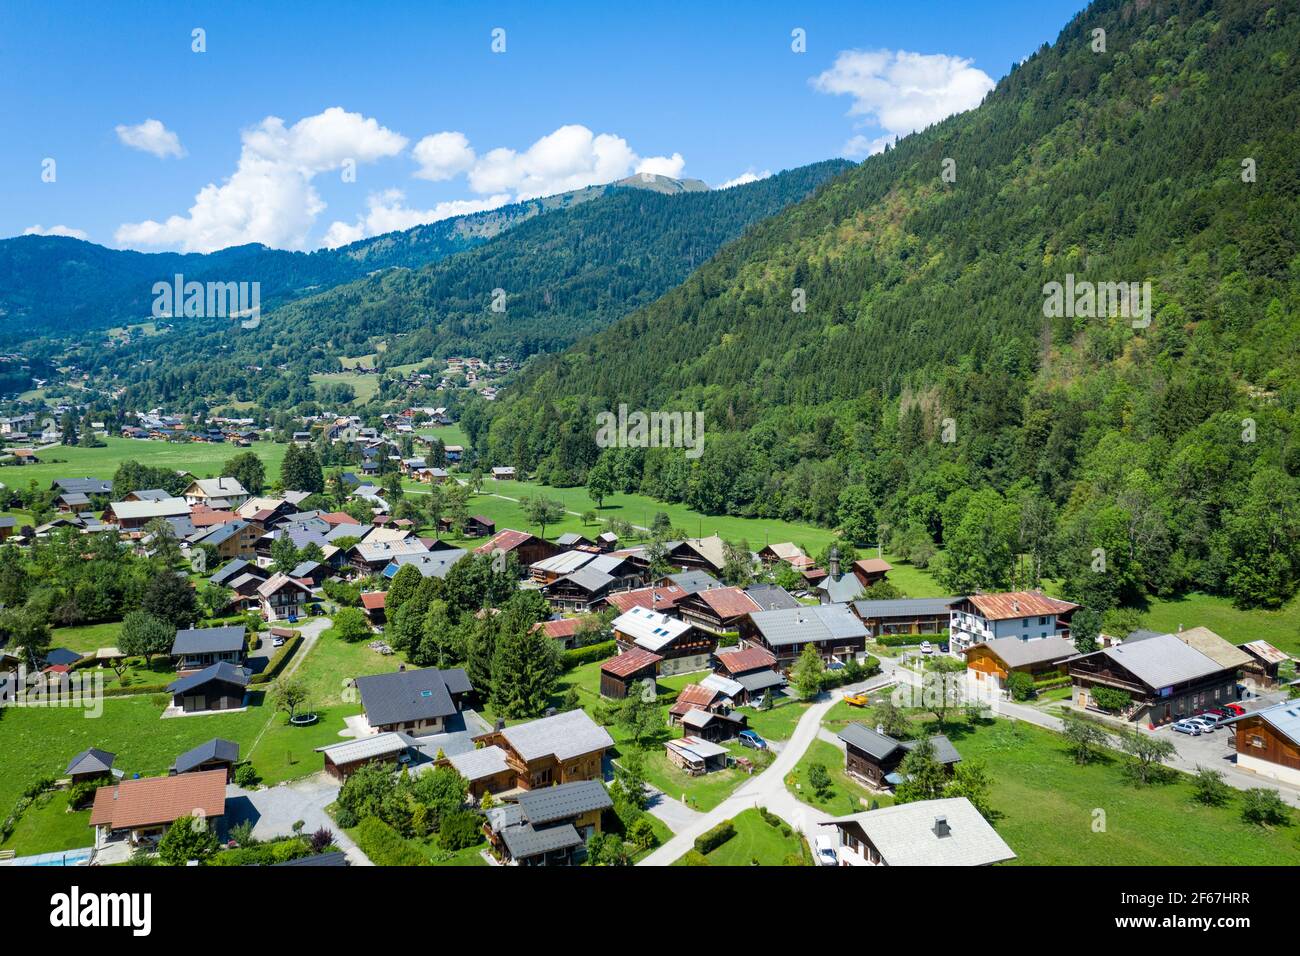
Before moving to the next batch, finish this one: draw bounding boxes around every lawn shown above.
[0,788,92,857]
[1137,591,1300,656]
[0,435,289,488]
[785,738,886,817]
[734,697,810,742]
[938,717,1300,866]
[673,808,810,866]
[49,620,124,654]
[309,370,381,404]
[0,696,268,818]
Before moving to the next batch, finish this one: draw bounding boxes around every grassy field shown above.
[785,737,886,817]
[310,370,381,404]
[734,698,811,742]
[0,436,289,488]
[1137,591,1300,655]
[0,789,92,857]
[49,621,125,654]
[674,808,810,866]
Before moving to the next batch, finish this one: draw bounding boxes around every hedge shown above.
[694,821,736,855]
[249,634,303,685]
[352,816,425,866]
[875,631,949,647]
[563,640,617,669]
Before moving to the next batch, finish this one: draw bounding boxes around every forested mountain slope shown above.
[475,0,1300,613]
[75,160,850,408]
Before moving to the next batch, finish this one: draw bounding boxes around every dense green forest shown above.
[470,0,1300,614]
[55,161,848,409]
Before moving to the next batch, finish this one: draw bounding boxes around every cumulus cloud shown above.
[322,188,512,248]
[116,107,407,252]
[716,169,772,190]
[23,224,89,240]
[446,125,684,200]
[412,131,476,181]
[115,118,186,158]
[813,49,994,156]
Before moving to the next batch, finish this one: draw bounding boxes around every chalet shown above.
[665,736,729,775]
[65,747,117,784]
[820,797,1015,866]
[123,488,173,502]
[745,583,802,611]
[257,573,313,621]
[1067,631,1241,725]
[90,769,228,848]
[355,666,473,735]
[172,625,247,670]
[381,548,468,581]
[189,518,260,561]
[56,492,91,513]
[235,496,300,528]
[662,536,728,574]
[598,647,662,699]
[171,738,239,780]
[350,537,431,575]
[851,596,960,639]
[850,557,893,589]
[484,779,612,866]
[491,466,516,480]
[461,515,496,538]
[472,708,613,790]
[210,558,268,589]
[182,477,249,510]
[837,722,961,789]
[600,583,688,614]
[102,497,190,530]
[758,541,808,567]
[554,532,597,549]
[665,569,724,594]
[446,746,516,801]
[530,549,600,585]
[473,529,561,570]
[317,733,417,781]
[532,616,588,650]
[1240,640,1290,689]
[289,560,330,587]
[675,586,761,634]
[740,603,868,668]
[668,683,728,722]
[541,554,647,612]
[596,531,619,552]
[166,662,250,713]
[52,477,113,497]
[0,515,15,541]
[679,707,748,743]
[1223,700,1300,787]
[360,591,387,624]
[712,646,786,703]
[949,591,1078,652]
[963,635,1079,692]
[611,605,714,665]
[225,572,268,612]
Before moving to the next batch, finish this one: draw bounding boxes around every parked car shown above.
[738,730,767,751]
[843,693,870,708]
[1171,719,1202,736]
[938,642,950,653]
[1185,716,1217,733]
[272,635,286,648]
[919,641,934,655]
[815,835,838,866]
[1223,703,1247,716]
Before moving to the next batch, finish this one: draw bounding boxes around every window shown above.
[1249,735,1265,749]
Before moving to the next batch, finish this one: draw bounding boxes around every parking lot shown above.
[1151,689,1295,781]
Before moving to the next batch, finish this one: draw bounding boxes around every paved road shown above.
[227,773,372,866]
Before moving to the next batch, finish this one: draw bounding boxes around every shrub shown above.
[628,817,659,850]
[249,634,302,685]
[1006,672,1035,702]
[233,764,259,788]
[694,820,736,855]
[353,816,425,866]
[1091,687,1132,713]
[679,849,711,866]
[439,810,482,851]
[309,827,335,853]
[563,640,617,669]
[1241,788,1290,827]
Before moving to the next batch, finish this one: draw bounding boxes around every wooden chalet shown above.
[675,586,761,634]
[471,708,613,791]
[170,738,239,780]
[837,722,961,790]
[599,647,662,699]
[1224,700,1300,787]
[473,529,560,570]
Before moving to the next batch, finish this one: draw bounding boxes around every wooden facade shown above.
[1232,714,1300,786]
[1068,654,1238,726]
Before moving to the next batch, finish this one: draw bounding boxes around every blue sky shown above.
[1,0,1086,252]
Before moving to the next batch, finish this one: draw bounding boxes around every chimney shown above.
[933,816,951,838]
[494,717,505,732]
[875,724,885,736]
[828,547,840,581]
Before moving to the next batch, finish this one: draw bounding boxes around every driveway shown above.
[226,773,372,865]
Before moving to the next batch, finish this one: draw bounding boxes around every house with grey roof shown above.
[484,778,612,865]
[354,666,473,735]
[1223,700,1300,786]
[171,625,247,670]
[821,797,1015,866]
[740,603,868,667]
[851,596,961,638]
[171,738,240,779]
[837,722,961,790]
[65,747,117,783]
[166,661,250,713]
[474,708,613,791]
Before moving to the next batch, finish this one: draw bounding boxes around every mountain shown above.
[0,173,725,340]
[477,0,1300,614]
[63,159,850,409]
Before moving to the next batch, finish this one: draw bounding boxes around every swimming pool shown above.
[8,847,93,866]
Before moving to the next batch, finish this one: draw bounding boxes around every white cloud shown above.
[412,131,476,181]
[116,107,408,252]
[813,49,994,156]
[716,169,772,190]
[23,224,89,240]
[115,118,186,159]
[438,125,685,200]
[322,188,512,248]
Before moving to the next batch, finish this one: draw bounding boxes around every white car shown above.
[919,641,934,655]
[1171,719,1202,736]
[815,835,838,866]
[1184,716,1217,733]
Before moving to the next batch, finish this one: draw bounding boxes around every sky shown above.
[1,0,1087,253]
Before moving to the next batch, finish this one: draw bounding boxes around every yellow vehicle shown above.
[843,693,870,707]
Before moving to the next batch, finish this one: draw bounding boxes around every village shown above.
[0,410,1297,869]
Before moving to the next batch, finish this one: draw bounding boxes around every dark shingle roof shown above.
[173,738,240,774]
[44,647,82,668]
[516,779,613,825]
[499,822,582,859]
[171,625,247,656]
[53,478,113,495]
[211,559,264,587]
[838,723,904,760]
[271,851,349,867]
[354,668,470,727]
[166,661,250,695]
[66,747,115,776]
